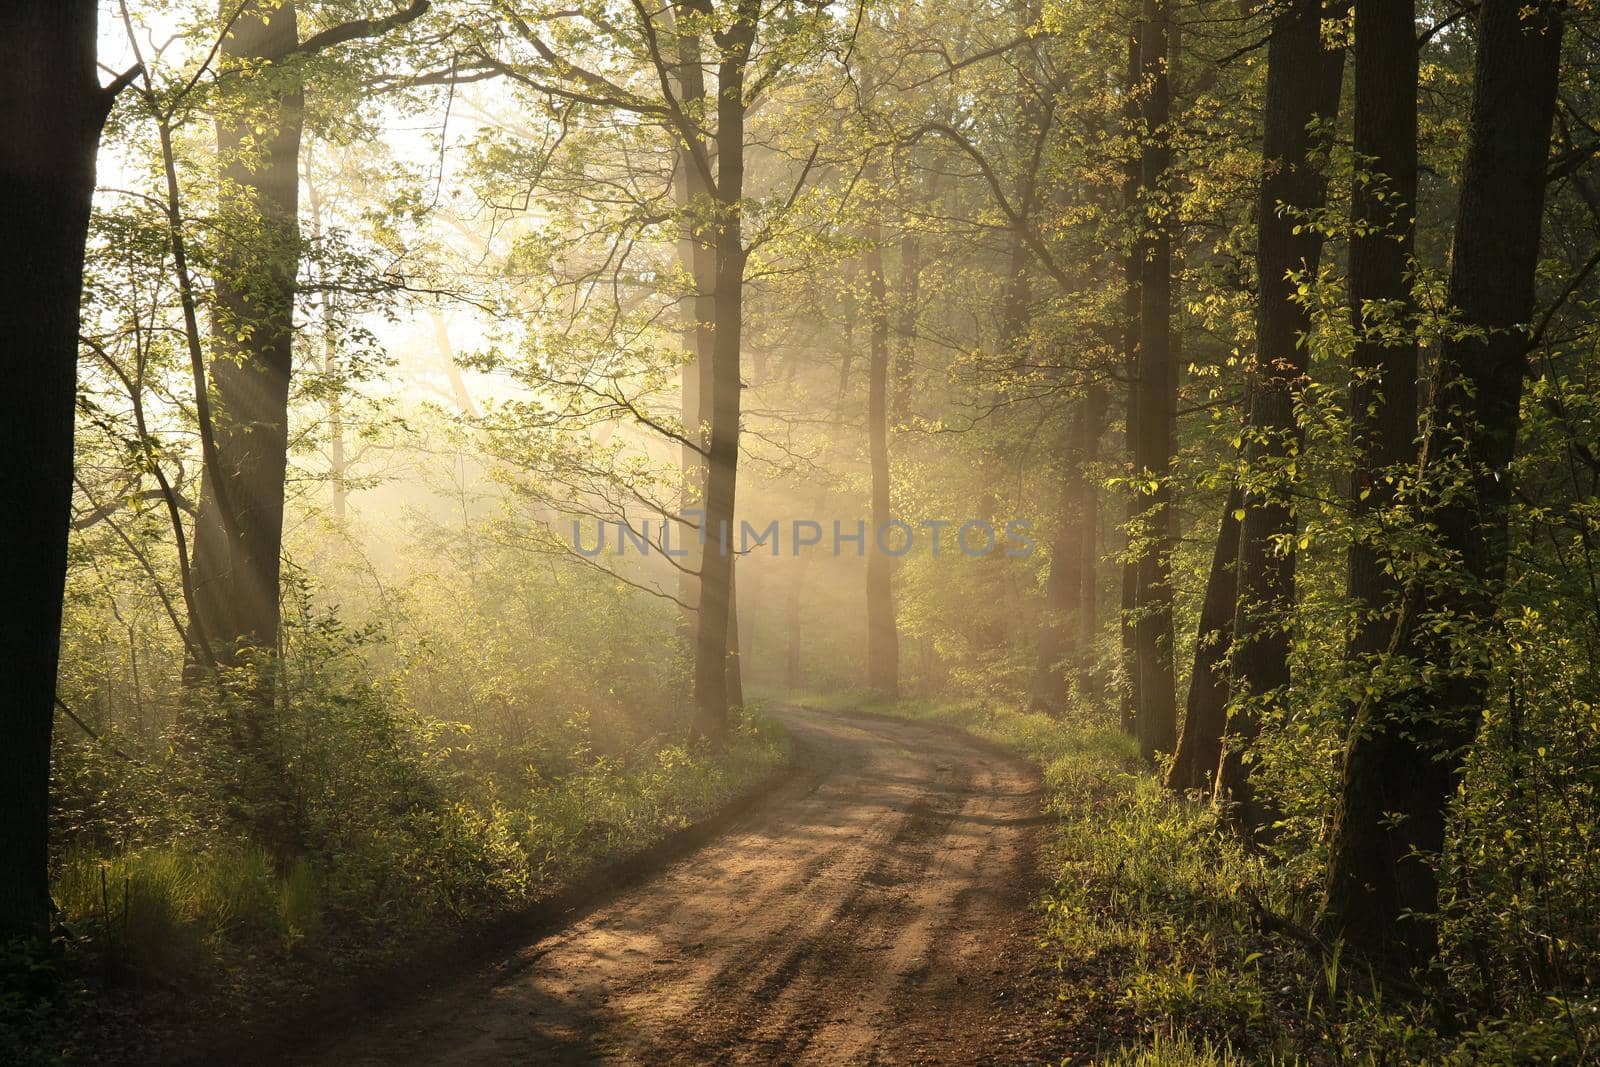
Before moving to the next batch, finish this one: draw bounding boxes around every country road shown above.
[304,706,1058,1065]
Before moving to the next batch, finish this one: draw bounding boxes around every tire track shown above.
[305,706,1057,1066]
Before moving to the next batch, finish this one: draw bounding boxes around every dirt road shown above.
[307,706,1056,1065]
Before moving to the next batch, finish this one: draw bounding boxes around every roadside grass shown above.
[8,708,790,1064]
[794,689,1593,1065]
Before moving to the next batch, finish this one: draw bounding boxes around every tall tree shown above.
[1342,0,1419,675]
[691,0,761,735]
[1118,24,1142,738]
[865,207,900,697]
[188,0,304,673]
[1323,0,1565,966]
[1033,385,1106,713]
[1132,0,1177,761]
[1032,404,1091,711]
[188,0,427,672]
[0,0,125,939]
[1215,0,1346,826]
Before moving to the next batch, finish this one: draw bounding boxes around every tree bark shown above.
[1322,0,1564,967]
[1166,484,1242,792]
[1343,0,1418,671]
[673,12,715,634]
[1024,390,1100,710]
[188,0,302,671]
[692,8,757,737]
[1132,0,1177,762]
[1031,403,1089,713]
[1216,0,1346,827]
[0,0,108,941]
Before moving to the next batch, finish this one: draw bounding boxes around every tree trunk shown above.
[1031,401,1091,713]
[726,561,744,709]
[0,0,107,941]
[865,214,900,697]
[188,0,302,671]
[1322,0,1564,967]
[673,13,715,634]
[1216,0,1346,827]
[692,13,756,738]
[1118,25,1141,738]
[893,222,920,421]
[1132,0,1177,762]
[1079,385,1106,699]
[1343,0,1418,671]
[1166,484,1242,792]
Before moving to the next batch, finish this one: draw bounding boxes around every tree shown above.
[1341,0,1418,673]
[1131,0,1177,761]
[865,202,900,697]
[1323,0,1566,966]
[187,1,429,675]
[0,0,127,940]
[1165,484,1242,792]
[1215,0,1346,828]
[690,0,763,735]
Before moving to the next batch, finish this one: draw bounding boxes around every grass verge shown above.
[5,709,791,1065]
[800,690,1594,1065]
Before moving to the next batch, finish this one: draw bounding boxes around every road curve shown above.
[307,705,1055,1065]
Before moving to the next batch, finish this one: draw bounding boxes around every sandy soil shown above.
[303,706,1059,1065]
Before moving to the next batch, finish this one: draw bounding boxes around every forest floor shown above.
[281,705,1064,1065]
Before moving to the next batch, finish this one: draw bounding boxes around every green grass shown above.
[57,714,788,981]
[816,689,1596,1066]
[11,709,790,1064]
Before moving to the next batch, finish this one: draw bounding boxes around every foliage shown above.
[853,692,1599,1065]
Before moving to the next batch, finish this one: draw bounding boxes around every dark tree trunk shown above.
[1343,0,1419,670]
[1117,27,1141,739]
[188,0,302,671]
[1322,0,1564,967]
[0,0,107,941]
[865,216,899,697]
[1031,402,1089,713]
[1216,0,1346,827]
[1166,484,1243,793]
[1132,0,1177,762]
[692,12,756,737]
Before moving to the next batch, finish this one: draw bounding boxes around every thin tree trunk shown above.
[726,561,744,708]
[692,9,757,738]
[865,211,900,697]
[1322,0,1564,966]
[1117,23,1142,739]
[0,0,108,940]
[1216,0,1347,826]
[1166,484,1242,792]
[1133,0,1177,762]
[893,221,920,421]
[673,12,715,634]
[1079,385,1107,698]
[1031,408,1086,712]
[308,177,348,522]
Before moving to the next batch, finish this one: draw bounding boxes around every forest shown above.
[2,0,1599,1063]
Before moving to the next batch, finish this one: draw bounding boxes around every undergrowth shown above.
[816,690,1597,1065]
[6,693,788,1065]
